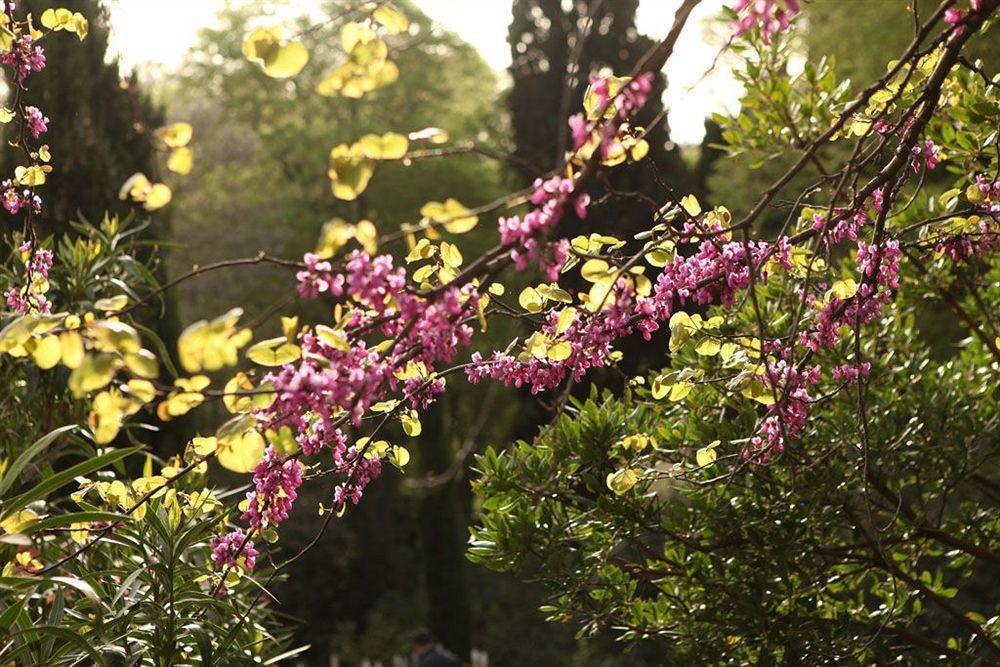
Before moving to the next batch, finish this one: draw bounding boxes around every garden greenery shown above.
[0,0,998,663]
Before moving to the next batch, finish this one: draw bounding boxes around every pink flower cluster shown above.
[574,73,654,162]
[640,227,793,334]
[498,74,654,280]
[945,1,983,33]
[748,359,820,461]
[936,219,997,261]
[250,248,483,536]
[297,253,344,299]
[210,529,258,572]
[811,205,870,249]
[832,362,872,383]
[935,175,999,260]
[499,175,588,280]
[971,174,1000,216]
[333,447,382,509]
[0,32,46,83]
[25,106,47,139]
[470,224,797,394]
[264,335,393,452]
[911,139,942,172]
[857,239,901,290]
[2,13,54,318]
[586,72,654,122]
[802,240,900,351]
[732,0,801,43]
[241,447,303,531]
[2,179,42,216]
[811,196,885,248]
[468,283,638,394]
[4,241,52,315]
[343,251,406,315]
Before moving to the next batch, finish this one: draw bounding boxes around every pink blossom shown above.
[832,362,872,383]
[468,282,638,394]
[241,447,303,531]
[2,179,42,217]
[0,34,46,83]
[800,240,900,351]
[211,529,258,571]
[732,0,801,43]
[24,106,47,139]
[332,448,383,511]
[813,209,867,248]
[568,113,590,151]
[296,253,344,299]
[871,188,884,213]
[746,359,820,462]
[911,139,942,172]
[4,241,53,315]
[857,239,901,290]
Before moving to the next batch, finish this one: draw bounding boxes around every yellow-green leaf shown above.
[216,417,266,473]
[329,144,374,201]
[15,165,46,187]
[31,335,62,370]
[155,122,193,149]
[606,468,639,495]
[681,194,702,217]
[401,411,422,437]
[68,353,117,397]
[192,436,218,456]
[144,183,172,211]
[518,286,544,313]
[372,4,409,34]
[828,279,858,300]
[242,26,308,79]
[581,259,611,283]
[246,336,302,366]
[166,146,194,175]
[440,242,463,269]
[387,445,410,470]
[356,132,409,160]
[696,440,720,467]
[94,294,128,312]
[694,338,721,357]
[0,508,38,534]
[546,341,572,362]
[669,381,693,402]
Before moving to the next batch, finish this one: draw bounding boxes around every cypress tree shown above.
[1,0,162,233]
[507,0,693,239]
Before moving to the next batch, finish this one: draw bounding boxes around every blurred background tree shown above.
[0,0,163,233]
[508,0,694,233]
[0,0,185,458]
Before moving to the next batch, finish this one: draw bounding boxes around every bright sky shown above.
[109,0,740,144]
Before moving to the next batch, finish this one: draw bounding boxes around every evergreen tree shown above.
[1,0,162,232]
[0,0,185,455]
[507,0,693,238]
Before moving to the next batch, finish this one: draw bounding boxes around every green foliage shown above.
[472,253,1000,662]
[0,435,294,665]
[0,211,293,663]
[715,45,849,161]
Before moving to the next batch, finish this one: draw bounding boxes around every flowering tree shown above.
[0,0,997,663]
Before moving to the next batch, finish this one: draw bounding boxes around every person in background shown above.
[410,629,461,667]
